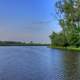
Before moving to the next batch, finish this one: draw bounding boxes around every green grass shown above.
[50,46,80,51]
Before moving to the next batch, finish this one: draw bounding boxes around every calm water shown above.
[0,46,80,80]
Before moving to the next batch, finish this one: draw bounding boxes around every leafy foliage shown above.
[50,0,80,47]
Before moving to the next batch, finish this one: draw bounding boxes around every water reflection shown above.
[0,47,79,80]
[63,51,79,80]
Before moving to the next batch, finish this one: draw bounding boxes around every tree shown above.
[50,0,80,47]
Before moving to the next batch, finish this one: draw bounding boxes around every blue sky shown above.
[0,0,61,43]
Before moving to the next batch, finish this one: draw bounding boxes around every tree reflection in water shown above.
[63,51,79,80]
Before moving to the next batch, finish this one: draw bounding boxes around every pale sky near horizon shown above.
[0,0,61,43]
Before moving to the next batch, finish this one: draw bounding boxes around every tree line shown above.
[0,41,50,46]
[50,0,80,48]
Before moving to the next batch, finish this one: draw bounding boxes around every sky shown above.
[0,0,61,43]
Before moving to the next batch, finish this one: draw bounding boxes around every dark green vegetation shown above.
[50,0,80,49]
[0,41,50,46]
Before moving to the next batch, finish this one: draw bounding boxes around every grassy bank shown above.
[50,46,80,51]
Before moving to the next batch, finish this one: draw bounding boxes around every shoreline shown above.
[50,46,80,51]
[0,45,49,46]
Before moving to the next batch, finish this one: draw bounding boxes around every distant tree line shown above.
[50,0,80,48]
[0,41,50,46]
[0,41,26,46]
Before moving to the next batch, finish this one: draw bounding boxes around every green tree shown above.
[50,0,80,47]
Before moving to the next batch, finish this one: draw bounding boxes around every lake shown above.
[0,46,80,80]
